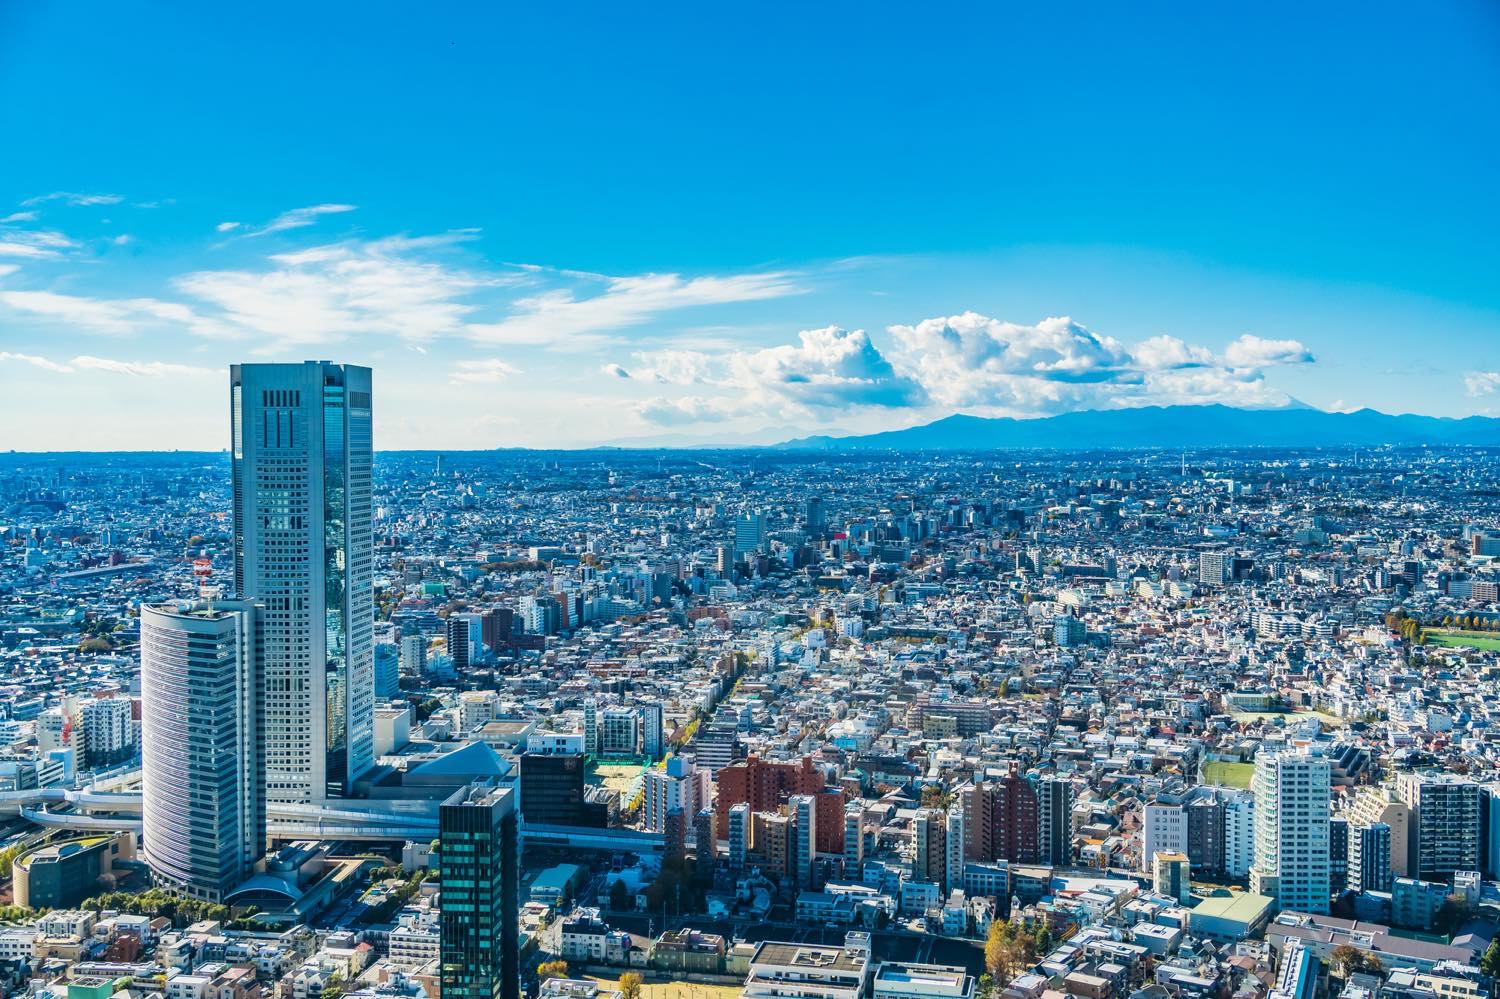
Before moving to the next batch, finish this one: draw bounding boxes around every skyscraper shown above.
[439,783,519,999]
[733,510,767,557]
[140,599,264,902]
[1037,776,1074,867]
[230,362,374,802]
[1251,750,1331,914]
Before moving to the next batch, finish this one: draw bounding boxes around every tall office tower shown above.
[912,808,947,887]
[1251,750,1332,914]
[945,807,966,893]
[1329,817,1349,895]
[1037,777,1074,867]
[1348,786,1410,877]
[1348,822,1392,893]
[582,698,599,757]
[733,510,767,557]
[641,702,664,761]
[728,802,751,870]
[1222,790,1255,878]
[230,362,374,802]
[791,794,818,889]
[1396,772,1482,881]
[140,599,263,902]
[804,497,827,537]
[439,783,519,999]
[844,805,865,877]
[445,616,471,674]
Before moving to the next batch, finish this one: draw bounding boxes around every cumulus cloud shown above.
[467,270,800,347]
[728,326,927,409]
[601,363,631,378]
[633,395,741,426]
[884,313,1313,414]
[1223,333,1315,368]
[450,358,521,383]
[1465,372,1500,397]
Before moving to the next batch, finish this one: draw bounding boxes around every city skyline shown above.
[3,4,1500,449]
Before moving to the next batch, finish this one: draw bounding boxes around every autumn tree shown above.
[537,960,569,982]
[618,972,642,999]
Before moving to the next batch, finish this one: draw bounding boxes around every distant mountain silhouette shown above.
[775,404,1500,450]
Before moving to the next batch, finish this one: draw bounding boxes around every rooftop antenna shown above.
[1181,453,1187,477]
[193,558,218,610]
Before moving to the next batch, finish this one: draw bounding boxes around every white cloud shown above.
[239,203,357,238]
[0,289,227,337]
[0,351,211,377]
[112,234,133,246]
[0,351,75,373]
[467,270,800,346]
[630,348,719,385]
[728,326,927,409]
[1465,371,1500,397]
[450,358,521,383]
[601,363,631,378]
[69,355,214,377]
[0,211,38,223]
[0,230,77,259]
[21,192,124,207]
[175,234,494,344]
[0,264,19,278]
[1223,333,1315,368]
[881,313,1314,415]
[633,395,742,426]
[1132,334,1214,370]
[216,221,241,233]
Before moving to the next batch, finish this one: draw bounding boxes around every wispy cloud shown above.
[0,351,212,376]
[236,203,357,238]
[450,358,522,383]
[21,192,125,207]
[0,289,227,337]
[0,211,38,223]
[466,270,802,347]
[175,233,497,345]
[0,230,78,260]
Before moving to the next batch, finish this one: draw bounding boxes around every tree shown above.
[609,879,631,911]
[618,972,642,999]
[1479,939,1500,981]
[537,960,569,982]
[985,921,1029,985]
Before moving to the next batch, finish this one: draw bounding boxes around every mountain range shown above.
[775,404,1500,451]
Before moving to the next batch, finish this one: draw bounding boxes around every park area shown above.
[1202,761,1254,788]
[1423,629,1500,652]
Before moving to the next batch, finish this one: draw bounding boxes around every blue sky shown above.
[2,2,1499,449]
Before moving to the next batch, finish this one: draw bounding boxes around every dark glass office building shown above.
[440,783,519,999]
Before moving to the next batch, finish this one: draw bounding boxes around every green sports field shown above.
[1423,630,1500,652]
[1202,761,1255,788]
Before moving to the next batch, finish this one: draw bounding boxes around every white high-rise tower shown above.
[1250,749,1331,913]
[231,362,374,802]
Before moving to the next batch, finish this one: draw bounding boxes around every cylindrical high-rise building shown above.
[230,362,374,802]
[140,599,263,902]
